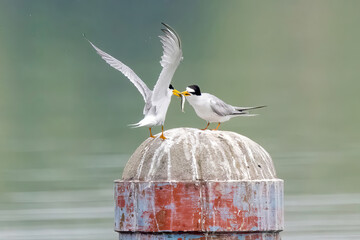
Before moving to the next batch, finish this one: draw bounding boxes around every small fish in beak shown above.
[181,94,186,112]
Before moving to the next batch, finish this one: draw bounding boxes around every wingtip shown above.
[161,22,169,28]
[249,105,267,111]
[161,22,175,34]
[82,33,91,44]
[159,22,182,48]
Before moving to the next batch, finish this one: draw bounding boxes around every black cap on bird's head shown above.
[169,84,181,97]
[182,84,201,96]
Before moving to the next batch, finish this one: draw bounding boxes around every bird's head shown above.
[169,84,181,97]
[181,85,201,96]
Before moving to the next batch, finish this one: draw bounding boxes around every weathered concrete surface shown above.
[115,128,284,239]
[122,128,277,181]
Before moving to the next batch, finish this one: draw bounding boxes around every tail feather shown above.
[235,105,266,111]
[233,105,265,116]
[128,123,141,128]
[128,116,157,128]
[231,111,258,117]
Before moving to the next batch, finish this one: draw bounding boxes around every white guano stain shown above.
[242,139,260,178]
[188,131,200,180]
[146,135,176,181]
[167,146,172,180]
[125,128,276,181]
[222,134,248,179]
[151,184,160,231]
[136,145,149,179]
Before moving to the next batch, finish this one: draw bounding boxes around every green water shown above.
[0,1,359,239]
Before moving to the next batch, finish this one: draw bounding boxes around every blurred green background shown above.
[0,0,359,239]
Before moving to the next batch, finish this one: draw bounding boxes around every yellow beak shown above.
[181,91,191,96]
[172,89,181,97]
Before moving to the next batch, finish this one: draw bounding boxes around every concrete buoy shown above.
[115,128,284,239]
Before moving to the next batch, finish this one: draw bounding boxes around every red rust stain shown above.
[170,182,202,231]
[116,185,127,208]
[155,209,170,229]
[119,213,125,229]
[205,182,259,231]
[115,182,136,231]
[117,196,125,208]
[140,182,202,231]
[244,234,265,240]
[155,183,201,231]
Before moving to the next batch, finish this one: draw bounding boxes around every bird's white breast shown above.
[186,94,230,123]
[151,90,173,125]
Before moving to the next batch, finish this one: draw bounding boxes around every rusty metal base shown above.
[118,232,281,240]
[115,180,283,232]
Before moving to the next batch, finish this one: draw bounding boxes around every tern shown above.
[181,85,265,130]
[86,23,182,140]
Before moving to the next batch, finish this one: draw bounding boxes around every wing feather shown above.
[209,96,236,116]
[87,39,152,103]
[151,23,183,105]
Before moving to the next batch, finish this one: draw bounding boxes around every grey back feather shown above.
[209,95,236,116]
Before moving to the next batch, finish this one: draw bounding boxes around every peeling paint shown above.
[118,232,281,239]
[115,180,283,232]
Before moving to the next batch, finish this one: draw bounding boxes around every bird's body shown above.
[133,88,173,127]
[182,85,265,130]
[186,93,233,123]
[87,23,182,139]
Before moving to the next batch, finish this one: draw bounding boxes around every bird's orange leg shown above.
[212,122,221,131]
[201,122,210,130]
[149,128,156,138]
[159,125,166,140]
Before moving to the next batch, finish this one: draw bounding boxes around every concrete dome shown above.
[122,128,277,181]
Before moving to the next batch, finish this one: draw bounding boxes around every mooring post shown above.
[114,128,284,239]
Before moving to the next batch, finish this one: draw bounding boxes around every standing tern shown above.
[86,23,183,140]
[181,85,265,130]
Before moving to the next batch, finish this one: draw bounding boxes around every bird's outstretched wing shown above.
[87,39,152,104]
[151,23,183,106]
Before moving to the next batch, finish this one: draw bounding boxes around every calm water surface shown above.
[0,146,359,240]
